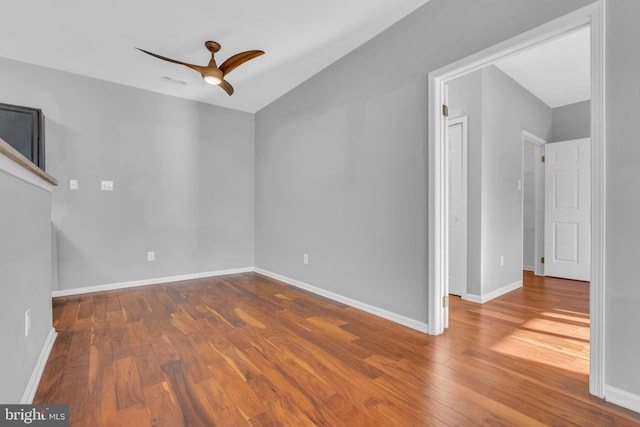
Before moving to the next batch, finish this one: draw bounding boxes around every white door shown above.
[544,138,590,281]
[448,117,467,296]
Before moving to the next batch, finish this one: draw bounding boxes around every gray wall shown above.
[0,170,53,402]
[606,0,640,397]
[448,71,483,296]
[480,66,552,295]
[0,57,255,291]
[255,0,591,323]
[448,66,551,298]
[552,100,590,142]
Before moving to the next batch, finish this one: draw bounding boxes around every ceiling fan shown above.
[136,41,264,95]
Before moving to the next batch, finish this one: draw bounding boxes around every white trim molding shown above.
[21,327,57,404]
[604,385,640,414]
[428,1,605,397]
[521,130,547,146]
[255,268,429,333]
[0,153,54,193]
[464,280,522,304]
[52,267,254,297]
[589,0,606,399]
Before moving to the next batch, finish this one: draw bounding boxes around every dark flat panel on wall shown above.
[0,102,44,169]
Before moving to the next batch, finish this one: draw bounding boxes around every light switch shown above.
[70,179,79,190]
[101,180,114,191]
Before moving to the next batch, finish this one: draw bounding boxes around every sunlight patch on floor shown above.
[490,313,590,375]
[542,309,590,324]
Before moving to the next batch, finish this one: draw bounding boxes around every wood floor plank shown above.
[117,406,151,427]
[159,360,217,427]
[84,344,102,426]
[109,326,132,361]
[57,364,89,423]
[323,393,389,427]
[195,378,253,426]
[142,382,185,427]
[133,345,164,389]
[206,360,268,419]
[113,356,144,410]
[34,271,640,426]
[33,330,73,403]
[126,320,152,348]
[149,334,180,367]
[99,365,119,427]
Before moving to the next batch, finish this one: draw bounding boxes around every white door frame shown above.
[522,130,547,277]
[427,1,605,398]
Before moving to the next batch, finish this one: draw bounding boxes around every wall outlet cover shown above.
[101,180,114,191]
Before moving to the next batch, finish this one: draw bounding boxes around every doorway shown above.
[522,131,546,277]
[427,2,605,397]
[447,116,468,299]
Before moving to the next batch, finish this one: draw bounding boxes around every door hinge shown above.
[442,104,449,117]
[442,295,449,308]
[541,155,545,163]
[541,257,545,264]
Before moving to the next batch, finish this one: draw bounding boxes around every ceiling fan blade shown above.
[218,79,234,96]
[136,48,205,74]
[219,50,264,76]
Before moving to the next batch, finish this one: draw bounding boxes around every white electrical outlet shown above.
[500,255,505,266]
[303,253,309,265]
[147,251,155,261]
[25,309,31,337]
[70,179,79,190]
[101,180,114,191]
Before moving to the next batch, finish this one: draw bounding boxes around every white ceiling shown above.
[0,0,431,113]
[496,26,591,108]
[0,3,589,112]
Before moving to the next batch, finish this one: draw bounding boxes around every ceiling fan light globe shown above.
[203,75,222,85]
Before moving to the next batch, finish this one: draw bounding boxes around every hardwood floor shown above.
[35,271,640,426]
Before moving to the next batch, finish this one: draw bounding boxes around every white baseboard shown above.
[523,266,534,272]
[254,268,429,333]
[605,384,640,414]
[21,327,57,404]
[464,280,523,304]
[464,294,483,304]
[52,267,254,297]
